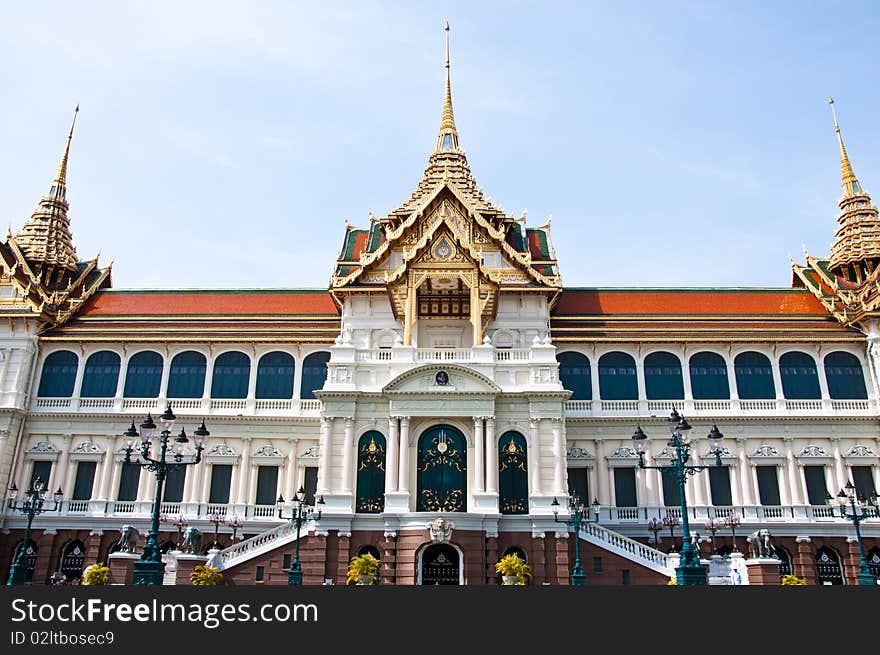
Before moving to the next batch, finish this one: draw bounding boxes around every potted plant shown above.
[190,564,224,586]
[781,574,807,586]
[346,553,380,585]
[82,563,110,586]
[495,554,531,585]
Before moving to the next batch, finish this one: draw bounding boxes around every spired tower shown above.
[0,106,111,494]
[321,24,569,532]
[793,98,880,395]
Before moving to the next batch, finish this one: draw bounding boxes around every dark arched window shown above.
[58,540,86,582]
[557,352,591,400]
[598,352,638,400]
[644,351,684,400]
[124,351,163,398]
[417,424,467,512]
[689,352,730,400]
[775,546,793,578]
[9,540,37,583]
[80,351,121,398]
[256,352,295,399]
[498,432,528,515]
[37,351,78,397]
[824,352,868,400]
[355,431,385,513]
[867,547,880,580]
[211,351,250,399]
[779,351,821,399]
[167,351,207,398]
[300,352,330,400]
[357,545,381,560]
[734,352,775,399]
[815,547,844,585]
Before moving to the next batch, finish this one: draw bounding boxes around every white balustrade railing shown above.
[206,504,229,517]
[808,505,836,519]
[692,400,731,411]
[255,399,294,411]
[217,521,296,568]
[80,398,114,409]
[122,399,160,410]
[494,349,531,362]
[250,505,277,518]
[738,400,775,411]
[579,521,672,575]
[161,503,182,515]
[784,400,822,411]
[601,400,639,412]
[614,507,641,520]
[415,348,472,362]
[210,399,247,411]
[564,400,592,414]
[66,500,89,513]
[168,399,202,410]
[110,501,135,514]
[34,398,71,408]
[831,399,870,411]
[300,399,322,412]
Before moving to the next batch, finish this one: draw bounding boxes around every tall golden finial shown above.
[436,22,459,152]
[53,104,79,192]
[828,97,863,198]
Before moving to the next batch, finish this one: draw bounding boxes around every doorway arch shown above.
[58,540,86,582]
[815,547,844,585]
[416,424,467,512]
[418,543,463,585]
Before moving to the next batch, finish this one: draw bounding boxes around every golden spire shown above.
[436,22,459,152]
[829,97,863,198]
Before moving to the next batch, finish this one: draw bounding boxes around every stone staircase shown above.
[209,519,315,571]
[578,521,674,577]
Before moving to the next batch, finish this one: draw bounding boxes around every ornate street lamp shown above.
[6,478,63,586]
[826,481,879,585]
[705,517,721,555]
[277,486,324,586]
[647,517,664,548]
[552,494,601,585]
[662,513,681,552]
[632,409,726,585]
[227,514,243,542]
[161,514,188,550]
[723,512,741,552]
[123,406,208,585]
[208,513,225,549]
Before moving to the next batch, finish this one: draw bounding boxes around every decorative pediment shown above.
[845,444,876,458]
[566,446,594,460]
[207,443,237,457]
[382,364,501,394]
[797,444,827,457]
[71,441,103,454]
[300,445,320,459]
[606,446,638,459]
[253,444,283,458]
[750,445,780,457]
[27,440,57,453]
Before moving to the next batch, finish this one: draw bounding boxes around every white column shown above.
[187,457,203,503]
[284,438,298,500]
[247,461,258,505]
[473,417,485,493]
[681,347,694,403]
[202,355,215,400]
[109,458,123,501]
[200,463,212,505]
[529,419,542,495]
[236,437,252,503]
[830,437,848,492]
[398,417,411,494]
[736,439,754,506]
[317,417,332,494]
[54,434,73,492]
[485,418,497,494]
[594,439,609,505]
[589,348,601,412]
[643,445,659,505]
[97,449,115,500]
[341,417,355,493]
[784,438,804,505]
[769,348,783,406]
[551,419,565,496]
[385,417,399,495]
[726,351,739,400]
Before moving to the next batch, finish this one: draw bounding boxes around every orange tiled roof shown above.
[553,289,829,316]
[74,289,339,317]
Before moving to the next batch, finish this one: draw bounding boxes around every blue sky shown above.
[0,1,878,289]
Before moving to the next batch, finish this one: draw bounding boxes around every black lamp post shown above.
[647,516,664,548]
[227,514,243,543]
[723,512,741,553]
[208,512,225,550]
[161,514,188,550]
[277,486,323,586]
[6,477,63,586]
[826,481,879,586]
[123,406,208,585]
[552,494,601,585]
[662,513,681,552]
[632,409,725,585]
[705,517,721,555]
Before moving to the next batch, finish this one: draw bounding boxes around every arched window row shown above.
[36,349,331,400]
[557,349,870,401]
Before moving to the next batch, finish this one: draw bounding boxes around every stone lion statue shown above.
[181,526,202,554]
[746,528,775,559]
[114,525,139,554]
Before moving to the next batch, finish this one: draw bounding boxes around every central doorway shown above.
[417,424,467,512]
[420,544,461,585]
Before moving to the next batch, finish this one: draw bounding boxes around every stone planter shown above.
[357,574,377,586]
[501,575,518,585]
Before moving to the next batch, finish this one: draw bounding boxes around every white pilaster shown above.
[473,416,484,493]
[341,417,355,493]
[529,419,542,496]
[236,436,252,503]
[317,417,332,494]
[385,417,399,494]
[485,418,497,494]
[552,419,565,496]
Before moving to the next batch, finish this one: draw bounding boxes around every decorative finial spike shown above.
[827,97,861,198]
[435,22,459,152]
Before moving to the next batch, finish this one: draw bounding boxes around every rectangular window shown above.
[30,461,53,490]
[803,465,829,506]
[593,557,603,573]
[255,566,265,582]
[255,466,280,506]
[613,468,637,507]
[303,467,318,506]
[163,467,186,503]
[567,468,589,504]
[709,467,733,506]
[621,569,631,586]
[661,472,681,507]
[209,465,233,504]
[72,462,97,500]
[283,554,291,570]
[117,462,140,501]
[756,466,781,506]
[851,466,877,501]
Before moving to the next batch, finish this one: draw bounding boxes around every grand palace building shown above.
[0,31,878,586]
